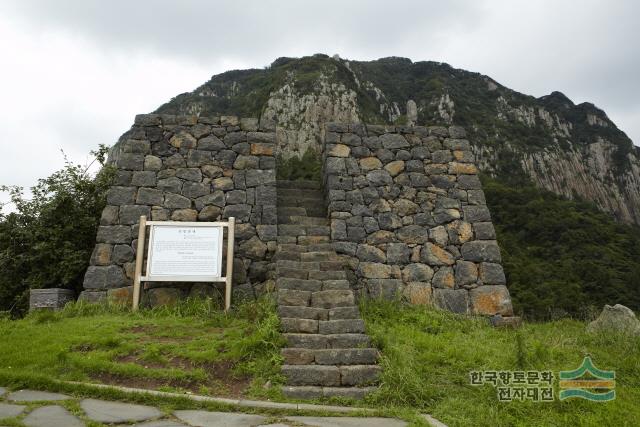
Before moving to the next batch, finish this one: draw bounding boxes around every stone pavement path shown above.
[0,387,410,427]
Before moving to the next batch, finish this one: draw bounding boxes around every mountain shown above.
[155,54,640,225]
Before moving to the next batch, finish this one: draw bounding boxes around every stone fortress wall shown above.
[81,114,514,317]
[321,123,513,316]
[81,114,278,304]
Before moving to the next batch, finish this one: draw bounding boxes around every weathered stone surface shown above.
[402,263,434,282]
[282,348,315,365]
[432,266,455,289]
[479,262,506,285]
[281,318,319,333]
[278,289,311,306]
[106,186,136,205]
[461,240,502,262]
[311,290,355,308]
[318,319,365,334]
[288,416,406,427]
[107,286,133,305]
[587,304,640,336]
[340,365,381,386]
[384,160,405,176]
[23,405,84,427]
[169,132,196,149]
[83,265,127,289]
[366,170,393,185]
[315,348,378,365]
[239,236,267,260]
[90,243,112,266]
[454,260,478,286]
[119,205,150,225]
[403,282,432,305]
[144,288,184,307]
[171,209,198,221]
[282,365,340,386]
[144,155,163,171]
[397,225,429,244]
[433,288,468,313]
[78,290,107,303]
[469,285,513,316]
[355,244,386,262]
[380,133,409,149]
[197,205,221,221]
[7,390,70,402]
[81,399,162,423]
[421,243,455,265]
[136,188,164,206]
[0,402,26,418]
[366,279,404,299]
[164,193,191,209]
[462,206,491,222]
[131,171,157,187]
[474,222,496,240]
[175,410,265,427]
[358,262,392,279]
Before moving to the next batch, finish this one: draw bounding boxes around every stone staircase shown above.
[275,180,380,400]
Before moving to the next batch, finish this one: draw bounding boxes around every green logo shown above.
[559,356,615,401]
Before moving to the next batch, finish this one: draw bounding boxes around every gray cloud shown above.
[0,0,639,209]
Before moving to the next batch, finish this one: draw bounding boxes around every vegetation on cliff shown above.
[484,176,640,318]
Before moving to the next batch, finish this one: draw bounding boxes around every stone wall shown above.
[321,123,514,316]
[81,114,278,305]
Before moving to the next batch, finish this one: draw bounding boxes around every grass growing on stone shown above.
[0,297,285,401]
[360,299,640,427]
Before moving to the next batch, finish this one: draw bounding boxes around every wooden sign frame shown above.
[132,216,235,312]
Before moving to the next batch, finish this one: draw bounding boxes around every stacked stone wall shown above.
[81,114,278,304]
[321,123,514,316]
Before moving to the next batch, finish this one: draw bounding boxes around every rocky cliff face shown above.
[156,54,640,224]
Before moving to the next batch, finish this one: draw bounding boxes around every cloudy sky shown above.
[1,0,638,208]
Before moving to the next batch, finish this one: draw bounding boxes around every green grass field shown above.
[0,297,638,426]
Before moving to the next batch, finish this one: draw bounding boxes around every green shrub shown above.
[0,146,114,317]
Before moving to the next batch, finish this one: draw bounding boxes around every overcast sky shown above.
[1,0,638,209]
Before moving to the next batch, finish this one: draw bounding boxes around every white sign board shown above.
[147,225,223,280]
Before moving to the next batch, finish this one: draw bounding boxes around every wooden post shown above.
[132,215,147,311]
[224,217,235,312]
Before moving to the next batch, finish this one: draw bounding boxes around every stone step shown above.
[299,251,340,262]
[277,260,321,271]
[282,385,377,400]
[277,180,322,190]
[309,270,347,280]
[281,348,379,365]
[278,289,356,308]
[280,318,365,334]
[278,215,329,226]
[278,243,335,252]
[276,259,345,272]
[278,305,329,321]
[278,224,331,237]
[278,188,324,198]
[297,235,331,245]
[284,333,371,349]
[278,305,360,321]
[277,206,308,216]
[281,364,380,387]
[277,277,350,292]
[277,278,323,292]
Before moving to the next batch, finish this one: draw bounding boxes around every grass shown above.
[359,299,640,427]
[0,297,285,401]
[1,297,638,426]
